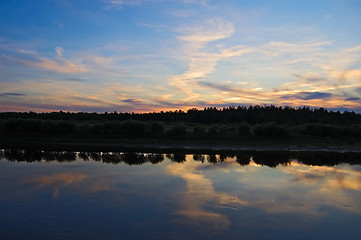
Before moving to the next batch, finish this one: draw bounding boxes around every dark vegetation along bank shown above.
[1,106,361,146]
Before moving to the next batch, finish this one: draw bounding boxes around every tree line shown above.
[1,105,361,125]
[1,105,361,139]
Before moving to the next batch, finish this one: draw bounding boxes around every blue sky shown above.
[1,0,361,112]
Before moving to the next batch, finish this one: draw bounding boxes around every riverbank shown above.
[1,137,361,153]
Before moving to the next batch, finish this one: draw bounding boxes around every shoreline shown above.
[1,138,361,153]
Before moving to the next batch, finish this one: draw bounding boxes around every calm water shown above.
[1,149,361,240]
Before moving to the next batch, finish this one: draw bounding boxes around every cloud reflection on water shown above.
[166,155,248,233]
[1,151,361,237]
[22,173,86,199]
[166,155,361,230]
[278,162,361,214]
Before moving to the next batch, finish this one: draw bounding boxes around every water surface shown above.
[1,149,360,239]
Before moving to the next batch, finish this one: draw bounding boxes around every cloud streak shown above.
[281,91,333,100]
[177,18,234,43]
[169,18,251,101]
[4,47,88,74]
[0,92,26,97]
[104,0,210,10]
[22,57,88,73]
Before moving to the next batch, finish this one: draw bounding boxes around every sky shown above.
[1,0,361,113]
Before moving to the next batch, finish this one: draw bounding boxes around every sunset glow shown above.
[1,0,361,112]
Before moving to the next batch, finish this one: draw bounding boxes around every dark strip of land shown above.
[1,138,361,154]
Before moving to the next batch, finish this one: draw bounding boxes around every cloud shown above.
[167,8,197,17]
[104,0,209,10]
[281,91,333,100]
[254,40,333,62]
[70,96,114,105]
[256,43,361,110]
[0,80,167,113]
[17,49,37,55]
[177,18,234,43]
[169,18,252,101]
[103,0,137,10]
[81,54,119,72]
[21,57,88,73]
[198,82,235,92]
[266,40,332,53]
[346,97,361,101]
[65,78,87,82]
[6,102,135,113]
[54,20,64,28]
[55,46,64,58]
[0,92,26,97]
[122,98,142,103]
[345,45,361,53]
[9,47,88,74]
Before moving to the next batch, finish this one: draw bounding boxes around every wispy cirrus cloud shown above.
[17,49,37,55]
[4,47,88,74]
[263,40,333,56]
[22,57,88,74]
[198,82,235,92]
[177,18,235,43]
[55,46,64,58]
[104,0,141,10]
[104,0,209,10]
[169,18,252,101]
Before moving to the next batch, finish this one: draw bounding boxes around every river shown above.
[1,149,360,239]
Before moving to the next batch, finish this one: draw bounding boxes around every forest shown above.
[1,105,361,125]
[1,106,361,143]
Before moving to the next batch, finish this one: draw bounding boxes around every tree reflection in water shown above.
[0,148,361,166]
